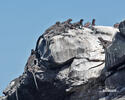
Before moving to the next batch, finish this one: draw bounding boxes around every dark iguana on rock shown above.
[73,19,83,28]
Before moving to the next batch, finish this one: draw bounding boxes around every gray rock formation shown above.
[104,20,125,100]
[1,19,124,100]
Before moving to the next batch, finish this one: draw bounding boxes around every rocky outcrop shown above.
[104,20,125,100]
[0,19,123,100]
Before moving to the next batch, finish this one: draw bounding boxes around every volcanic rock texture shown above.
[1,19,125,100]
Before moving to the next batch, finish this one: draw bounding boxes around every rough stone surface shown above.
[1,19,124,100]
[104,20,125,100]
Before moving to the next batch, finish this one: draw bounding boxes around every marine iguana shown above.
[98,37,111,49]
[73,19,83,28]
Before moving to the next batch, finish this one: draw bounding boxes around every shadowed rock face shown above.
[1,19,123,100]
[104,20,125,100]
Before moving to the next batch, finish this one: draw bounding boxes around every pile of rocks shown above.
[1,19,124,100]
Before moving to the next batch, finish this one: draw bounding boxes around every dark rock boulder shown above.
[104,19,125,100]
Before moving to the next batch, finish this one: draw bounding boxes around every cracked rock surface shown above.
[0,19,122,100]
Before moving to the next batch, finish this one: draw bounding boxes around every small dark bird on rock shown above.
[80,19,83,26]
[92,19,96,26]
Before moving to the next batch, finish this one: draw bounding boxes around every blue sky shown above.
[0,0,124,95]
